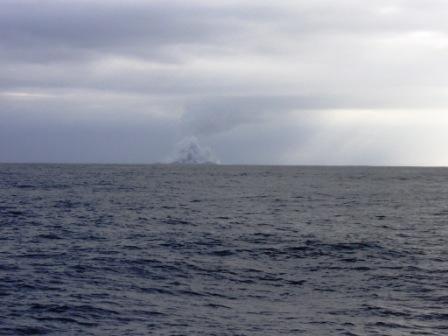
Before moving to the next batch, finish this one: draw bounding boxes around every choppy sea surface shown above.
[1,164,448,336]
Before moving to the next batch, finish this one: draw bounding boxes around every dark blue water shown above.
[1,164,448,335]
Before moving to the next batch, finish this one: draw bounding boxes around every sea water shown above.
[1,164,448,335]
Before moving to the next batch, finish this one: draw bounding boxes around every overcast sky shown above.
[2,0,448,165]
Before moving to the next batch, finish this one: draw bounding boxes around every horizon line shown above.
[1,161,448,168]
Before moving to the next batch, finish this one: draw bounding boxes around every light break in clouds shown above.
[2,0,448,165]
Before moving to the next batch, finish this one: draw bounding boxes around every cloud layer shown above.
[2,0,448,164]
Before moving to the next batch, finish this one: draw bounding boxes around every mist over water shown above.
[2,164,448,335]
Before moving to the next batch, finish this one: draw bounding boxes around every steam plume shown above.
[170,136,219,164]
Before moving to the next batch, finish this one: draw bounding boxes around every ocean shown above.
[1,164,448,335]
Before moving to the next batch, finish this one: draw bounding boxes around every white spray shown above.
[170,136,219,164]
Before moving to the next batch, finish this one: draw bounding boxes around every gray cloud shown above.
[2,0,448,164]
[0,107,177,164]
[181,95,336,136]
[0,0,278,63]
